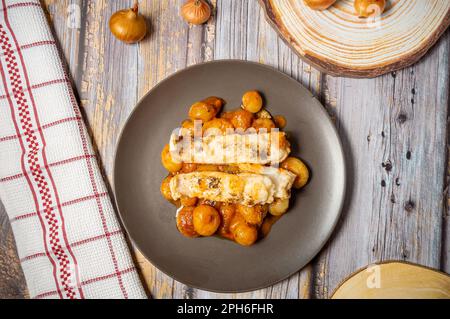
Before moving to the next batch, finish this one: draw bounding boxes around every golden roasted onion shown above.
[181,0,211,25]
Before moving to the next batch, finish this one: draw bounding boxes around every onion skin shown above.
[181,0,211,25]
[354,0,386,18]
[303,0,337,10]
[109,4,147,44]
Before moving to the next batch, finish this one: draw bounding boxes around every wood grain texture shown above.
[0,0,449,299]
[331,262,450,299]
[0,201,28,299]
[259,0,450,78]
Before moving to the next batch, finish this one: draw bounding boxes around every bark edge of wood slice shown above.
[259,0,450,78]
[331,261,450,299]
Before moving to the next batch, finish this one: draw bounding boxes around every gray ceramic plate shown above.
[114,60,346,293]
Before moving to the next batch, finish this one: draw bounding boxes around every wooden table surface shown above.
[0,0,449,299]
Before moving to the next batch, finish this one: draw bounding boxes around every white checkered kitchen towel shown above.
[0,0,147,299]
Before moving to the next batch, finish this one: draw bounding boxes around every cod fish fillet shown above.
[170,172,276,206]
[169,131,290,164]
[237,164,296,200]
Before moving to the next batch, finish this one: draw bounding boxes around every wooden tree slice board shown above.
[331,262,450,299]
[260,0,450,77]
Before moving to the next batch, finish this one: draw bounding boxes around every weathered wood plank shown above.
[312,32,450,298]
[43,0,83,84]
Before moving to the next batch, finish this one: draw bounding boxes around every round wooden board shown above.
[331,262,450,299]
[260,0,450,78]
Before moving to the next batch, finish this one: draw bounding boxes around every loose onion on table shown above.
[109,1,147,44]
[181,0,212,25]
